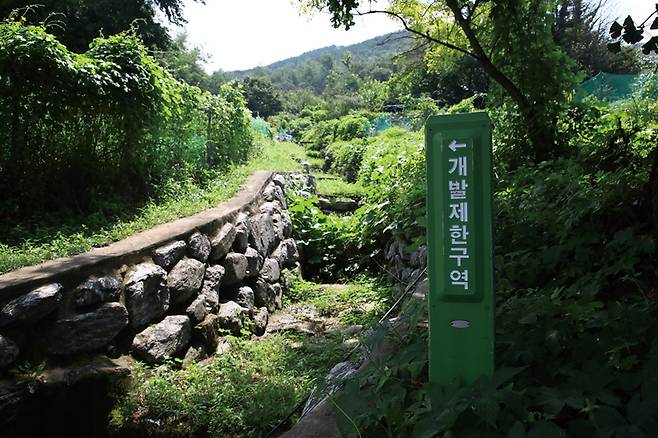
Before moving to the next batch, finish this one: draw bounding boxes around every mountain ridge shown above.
[224,30,413,89]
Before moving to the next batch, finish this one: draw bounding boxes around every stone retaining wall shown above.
[0,171,302,371]
[384,237,427,285]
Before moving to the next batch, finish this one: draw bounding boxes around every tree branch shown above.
[444,0,530,111]
[393,39,432,62]
[356,9,476,59]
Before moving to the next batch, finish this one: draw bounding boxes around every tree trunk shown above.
[445,0,555,162]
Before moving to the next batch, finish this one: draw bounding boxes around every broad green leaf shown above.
[508,421,526,438]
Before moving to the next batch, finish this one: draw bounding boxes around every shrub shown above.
[300,113,370,157]
[326,139,368,182]
[328,98,658,438]
[0,20,253,219]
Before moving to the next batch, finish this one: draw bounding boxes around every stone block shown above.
[153,240,186,271]
[132,315,192,364]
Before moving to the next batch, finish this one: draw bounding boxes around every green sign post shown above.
[425,112,494,385]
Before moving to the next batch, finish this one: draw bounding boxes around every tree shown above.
[240,77,283,118]
[156,33,210,89]
[207,70,227,95]
[388,47,489,107]
[607,9,658,230]
[608,9,658,56]
[0,0,203,52]
[303,0,578,162]
[553,0,642,76]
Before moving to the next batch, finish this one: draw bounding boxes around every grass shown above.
[314,173,365,199]
[285,277,393,326]
[111,331,349,437]
[0,138,308,274]
[306,156,325,170]
[111,276,390,437]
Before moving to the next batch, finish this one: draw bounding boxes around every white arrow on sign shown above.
[448,140,467,152]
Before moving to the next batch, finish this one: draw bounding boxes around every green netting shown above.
[576,72,656,102]
[367,114,413,136]
[251,117,273,138]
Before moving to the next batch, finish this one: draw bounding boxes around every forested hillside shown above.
[225,30,411,91]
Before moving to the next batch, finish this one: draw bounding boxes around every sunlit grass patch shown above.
[314,173,365,198]
[285,277,393,326]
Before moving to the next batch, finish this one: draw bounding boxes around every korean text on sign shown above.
[447,144,469,290]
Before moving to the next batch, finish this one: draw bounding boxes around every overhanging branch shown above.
[356,9,477,59]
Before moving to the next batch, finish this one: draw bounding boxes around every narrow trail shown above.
[263,161,430,437]
[108,158,401,438]
[107,157,423,438]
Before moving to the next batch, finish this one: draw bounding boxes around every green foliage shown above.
[0,20,253,221]
[240,76,283,118]
[488,0,580,157]
[326,140,368,182]
[315,173,365,198]
[289,128,425,280]
[285,277,392,326]
[335,294,658,437]
[336,114,370,141]
[0,137,305,273]
[287,192,369,280]
[311,0,581,160]
[156,32,211,89]
[287,89,658,435]
[553,1,643,76]
[494,99,658,295]
[0,0,200,51]
[389,52,489,108]
[301,113,370,155]
[359,79,390,112]
[224,31,408,95]
[357,129,427,244]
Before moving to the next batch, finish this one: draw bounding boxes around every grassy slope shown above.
[0,139,307,274]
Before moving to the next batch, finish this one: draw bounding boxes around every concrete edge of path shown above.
[0,170,274,300]
[279,398,342,438]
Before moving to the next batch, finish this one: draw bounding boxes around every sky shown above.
[608,0,655,23]
[170,0,401,73]
[171,0,656,74]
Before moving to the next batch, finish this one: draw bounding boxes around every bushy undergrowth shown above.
[301,113,371,157]
[288,192,370,280]
[0,20,253,219]
[289,94,658,436]
[325,139,368,182]
[289,128,425,280]
[334,294,658,437]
